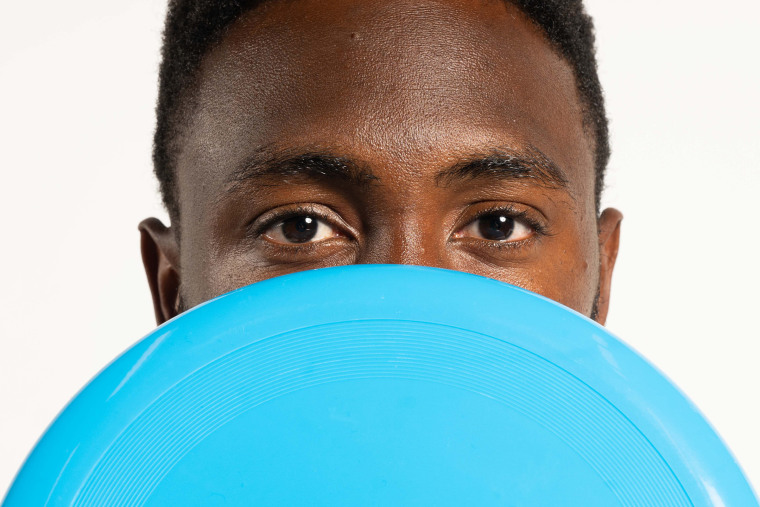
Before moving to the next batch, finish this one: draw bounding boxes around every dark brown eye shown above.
[264,215,338,245]
[478,214,515,241]
[455,212,533,242]
[281,216,318,243]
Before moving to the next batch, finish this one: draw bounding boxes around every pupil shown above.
[281,216,318,243]
[478,214,514,241]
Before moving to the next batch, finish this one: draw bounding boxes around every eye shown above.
[263,215,340,244]
[455,212,533,242]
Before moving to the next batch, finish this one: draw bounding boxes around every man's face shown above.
[141,0,622,324]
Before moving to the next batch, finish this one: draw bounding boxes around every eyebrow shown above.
[225,149,378,194]
[224,144,568,194]
[434,145,568,190]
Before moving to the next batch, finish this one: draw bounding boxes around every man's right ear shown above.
[138,218,181,325]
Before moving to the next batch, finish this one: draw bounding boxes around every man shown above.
[138,0,623,325]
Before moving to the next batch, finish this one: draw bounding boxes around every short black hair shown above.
[154,0,609,225]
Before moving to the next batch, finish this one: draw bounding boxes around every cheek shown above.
[451,229,600,316]
[179,223,263,307]
[181,247,275,306]
[538,226,600,315]
[182,238,359,307]
[530,200,601,315]
[193,253,263,303]
[533,253,597,315]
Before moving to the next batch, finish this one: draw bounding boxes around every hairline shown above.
[157,0,607,239]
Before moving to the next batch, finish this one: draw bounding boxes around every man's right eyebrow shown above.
[224,149,379,193]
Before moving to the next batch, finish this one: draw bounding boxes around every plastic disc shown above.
[4,265,757,506]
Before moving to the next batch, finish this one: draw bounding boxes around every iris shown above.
[281,216,319,243]
[478,214,515,241]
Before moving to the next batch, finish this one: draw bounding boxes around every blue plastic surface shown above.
[4,265,757,506]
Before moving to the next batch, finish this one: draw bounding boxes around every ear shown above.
[138,217,181,325]
[594,208,623,325]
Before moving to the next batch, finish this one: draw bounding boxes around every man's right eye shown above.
[262,215,340,245]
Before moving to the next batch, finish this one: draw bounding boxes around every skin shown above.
[139,0,622,326]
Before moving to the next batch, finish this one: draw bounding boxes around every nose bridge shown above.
[358,207,446,268]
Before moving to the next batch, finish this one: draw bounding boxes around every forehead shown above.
[176,0,594,220]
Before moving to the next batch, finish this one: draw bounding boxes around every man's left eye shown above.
[263,215,339,244]
[455,213,533,242]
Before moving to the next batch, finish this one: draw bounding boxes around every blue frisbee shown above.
[4,265,757,506]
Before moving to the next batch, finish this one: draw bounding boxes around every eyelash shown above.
[250,203,548,252]
[250,205,347,243]
[466,204,548,237]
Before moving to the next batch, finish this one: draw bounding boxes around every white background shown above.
[1,0,758,498]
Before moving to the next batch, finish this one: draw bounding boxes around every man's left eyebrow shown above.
[435,145,569,190]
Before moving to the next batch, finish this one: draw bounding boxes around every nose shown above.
[357,218,447,268]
